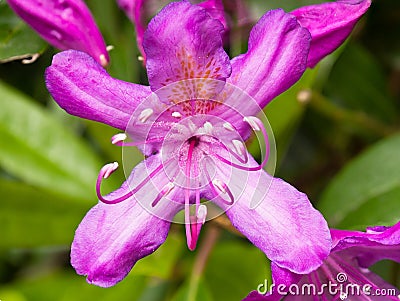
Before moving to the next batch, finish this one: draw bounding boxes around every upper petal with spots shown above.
[143,1,231,91]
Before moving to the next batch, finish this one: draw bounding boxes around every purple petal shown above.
[71,155,183,287]
[331,222,400,250]
[243,222,400,301]
[355,269,400,300]
[368,221,400,245]
[332,222,400,267]
[45,50,151,131]
[7,0,109,66]
[197,0,227,31]
[354,245,400,269]
[228,9,310,113]
[291,0,371,68]
[143,1,231,91]
[210,155,331,274]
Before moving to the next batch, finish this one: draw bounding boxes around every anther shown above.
[99,54,108,67]
[211,178,234,205]
[203,121,213,133]
[223,122,235,132]
[152,182,175,207]
[232,139,245,157]
[138,56,144,62]
[111,133,127,145]
[243,116,261,131]
[139,108,154,123]
[197,204,207,223]
[101,162,119,179]
[106,45,114,52]
[188,120,197,133]
[172,111,182,118]
[161,182,175,196]
[212,179,227,194]
[97,158,173,205]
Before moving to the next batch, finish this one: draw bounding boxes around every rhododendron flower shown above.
[244,222,400,301]
[6,0,109,66]
[44,0,370,288]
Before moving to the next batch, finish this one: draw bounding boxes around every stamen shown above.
[111,133,127,145]
[187,191,206,250]
[196,204,207,223]
[111,134,164,147]
[101,162,119,179]
[243,116,261,131]
[232,139,245,157]
[203,136,248,164]
[212,179,226,194]
[203,121,213,133]
[138,55,144,62]
[172,111,182,118]
[151,182,175,207]
[96,158,172,205]
[106,45,114,52]
[223,122,235,132]
[211,179,234,205]
[138,108,154,123]
[202,161,235,206]
[99,54,108,67]
[188,120,197,133]
[214,154,262,171]
[243,115,270,169]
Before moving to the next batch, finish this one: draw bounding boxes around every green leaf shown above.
[0,271,148,301]
[318,134,400,229]
[0,179,90,247]
[325,43,396,123]
[0,81,102,200]
[0,3,47,63]
[86,0,141,83]
[204,242,270,301]
[171,277,213,301]
[263,68,317,162]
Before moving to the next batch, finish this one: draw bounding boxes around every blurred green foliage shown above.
[0,0,399,300]
[0,2,47,63]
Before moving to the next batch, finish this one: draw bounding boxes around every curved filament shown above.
[244,116,270,169]
[96,158,173,205]
[203,161,235,206]
[212,116,270,171]
[111,133,165,147]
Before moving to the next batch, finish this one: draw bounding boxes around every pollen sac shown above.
[7,0,109,66]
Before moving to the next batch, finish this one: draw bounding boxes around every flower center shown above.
[95,112,270,204]
[94,101,272,250]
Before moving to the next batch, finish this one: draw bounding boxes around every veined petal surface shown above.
[143,1,231,91]
[45,50,151,131]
